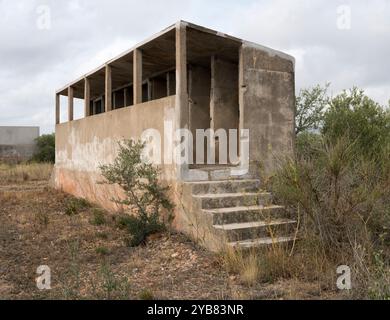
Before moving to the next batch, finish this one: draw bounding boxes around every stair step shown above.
[185,168,252,181]
[228,236,296,249]
[214,219,296,230]
[194,192,272,209]
[185,179,260,195]
[204,205,286,224]
[214,219,296,241]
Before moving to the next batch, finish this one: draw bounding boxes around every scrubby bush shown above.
[65,197,91,216]
[272,86,390,298]
[32,133,55,163]
[90,208,106,226]
[100,139,174,247]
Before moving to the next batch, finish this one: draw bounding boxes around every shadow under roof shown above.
[57,21,244,99]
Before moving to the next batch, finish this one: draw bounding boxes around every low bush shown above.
[100,139,174,247]
[65,197,91,216]
[91,208,106,226]
[95,246,110,256]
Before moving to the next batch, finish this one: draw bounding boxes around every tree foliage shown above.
[295,84,329,135]
[32,133,55,163]
[322,87,390,159]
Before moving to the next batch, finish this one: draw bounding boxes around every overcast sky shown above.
[0,0,389,134]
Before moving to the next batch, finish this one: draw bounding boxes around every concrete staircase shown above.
[181,167,297,251]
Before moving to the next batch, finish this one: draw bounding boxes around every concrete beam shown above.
[55,94,60,125]
[133,49,143,104]
[68,87,74,122]
[105,65,112,112]
[175,22,188,129]
[84,77,90,117]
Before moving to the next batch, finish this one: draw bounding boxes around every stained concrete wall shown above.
[0,126,39,162]
[54,96,177,211]
[211,58,239,163]
[239,44,295,177]
[211,57,239,132]
[188,64,211,162]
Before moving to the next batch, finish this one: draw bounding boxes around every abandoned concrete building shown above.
[0,126,39,163]
[53,21,296,251]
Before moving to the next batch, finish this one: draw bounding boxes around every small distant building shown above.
[0,126,40,163]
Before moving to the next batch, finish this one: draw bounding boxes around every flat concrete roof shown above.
[57,20,294,99]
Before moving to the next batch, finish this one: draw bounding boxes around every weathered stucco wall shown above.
[54,96,177,211]
[239,44,295,177]
[0,126,39,162]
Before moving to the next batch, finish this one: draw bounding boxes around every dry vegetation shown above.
[0,162,52,183]
[0,163,346,300]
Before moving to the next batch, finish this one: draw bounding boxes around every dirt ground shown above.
[0,178,342,300]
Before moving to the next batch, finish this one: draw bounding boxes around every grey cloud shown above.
[0,0,389,134]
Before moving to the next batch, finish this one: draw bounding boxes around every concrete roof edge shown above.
[56,21,295,94]
[242,41,296,69]
[56,22,177,94]
[0,126,40,129]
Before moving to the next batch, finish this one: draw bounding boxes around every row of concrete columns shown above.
[56,23,186,126]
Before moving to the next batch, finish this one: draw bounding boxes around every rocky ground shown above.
[0,177,341,300]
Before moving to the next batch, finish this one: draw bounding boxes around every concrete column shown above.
[166,72,171,96]
[55,94,60,125]
[176,22,188,129]
[133,49,143,104]
[68,87,74,122]
[84,77,90,117]
[113,91,116,109]
[105,65,112,112]
[147,79,152,101]
[175,22,189,178]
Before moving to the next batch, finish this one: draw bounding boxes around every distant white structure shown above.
[0,126,40,163]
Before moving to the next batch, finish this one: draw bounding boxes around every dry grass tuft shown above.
[0,163,53,183]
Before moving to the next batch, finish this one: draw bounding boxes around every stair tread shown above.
[184,179,259,185]
[204,204,284,214]
[193,192,269,199]
[189,165,238,171]
[213,219,296,230]
[228,236,296,248]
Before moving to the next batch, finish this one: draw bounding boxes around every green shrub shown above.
[100,139,174,247]
[91,209,106,226]
[65,197,90,216]
[138,289,155,300]
[94,262,131,300]
[296,131,323,160]
[117,214,165,247]
[295,84,329,135]
[32,133,55,163]
[95,246,109,256]
[273,136,390,296]
[322,88,390,160]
